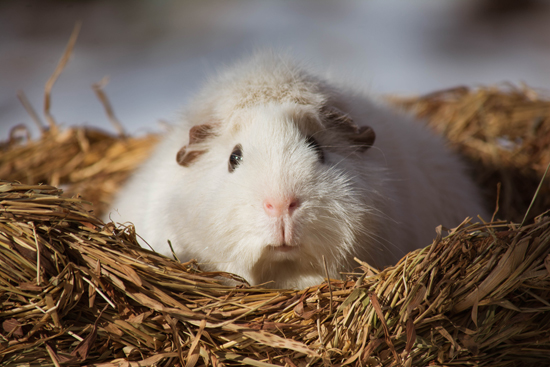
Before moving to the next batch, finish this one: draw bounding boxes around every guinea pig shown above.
[107,52,488,289]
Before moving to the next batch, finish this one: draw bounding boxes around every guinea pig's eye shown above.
[228,144,243,172]
[306,136,324,163]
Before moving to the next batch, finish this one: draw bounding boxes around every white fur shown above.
[106,52,487,289]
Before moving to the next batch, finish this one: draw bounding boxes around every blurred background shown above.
[1,0,550,139]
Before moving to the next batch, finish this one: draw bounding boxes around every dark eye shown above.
[228,144,243,172]
[306,136,324,163]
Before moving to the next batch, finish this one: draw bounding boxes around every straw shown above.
[0,182,549,366]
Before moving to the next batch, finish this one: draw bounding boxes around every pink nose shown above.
[263,196,300,217]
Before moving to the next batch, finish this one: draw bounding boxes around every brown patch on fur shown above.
[233,86,317,110]
[321,106,357,133]
[322,106,376,151]
[189,124,216,145]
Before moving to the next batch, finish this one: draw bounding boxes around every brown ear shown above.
[350,125,376,151]
[176,146,206,167]
[322,105,376,151]
[176,123,217,167]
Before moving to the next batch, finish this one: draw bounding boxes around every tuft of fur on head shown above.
[185,52,327,129]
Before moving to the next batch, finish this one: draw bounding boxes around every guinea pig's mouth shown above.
[269,244,296,252]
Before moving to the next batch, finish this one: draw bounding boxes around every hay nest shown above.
[0,181,549,367]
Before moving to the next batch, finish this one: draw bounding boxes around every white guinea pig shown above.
[107,52,487,289]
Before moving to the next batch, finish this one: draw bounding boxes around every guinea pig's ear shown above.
[176,123,216,167]
[322,105,376,152]
[176,146,206,167]
[349,125,376,151]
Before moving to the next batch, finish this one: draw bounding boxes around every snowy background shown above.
[2,0,550,139]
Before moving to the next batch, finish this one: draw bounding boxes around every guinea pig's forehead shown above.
[228,104,322,137]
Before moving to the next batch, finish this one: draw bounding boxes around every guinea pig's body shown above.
[107,52,487,289]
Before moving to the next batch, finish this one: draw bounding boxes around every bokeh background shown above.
[2,0,550,139]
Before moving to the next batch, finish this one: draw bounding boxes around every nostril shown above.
[263,200,279,216]
[288,198,300,214]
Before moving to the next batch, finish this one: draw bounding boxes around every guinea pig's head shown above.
[171,98,383,289]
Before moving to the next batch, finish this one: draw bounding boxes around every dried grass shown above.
[0,182,549,366]
[0,125,158,219]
